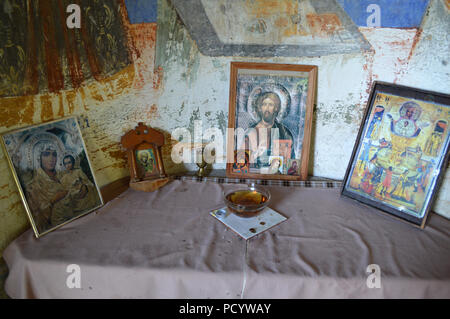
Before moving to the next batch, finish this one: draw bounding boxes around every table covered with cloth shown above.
[4,178,450,298]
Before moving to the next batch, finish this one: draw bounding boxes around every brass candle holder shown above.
[193,142,208,177]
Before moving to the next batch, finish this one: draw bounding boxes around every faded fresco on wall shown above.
[170,0,371,56]
[0,0,160,254]
[124,0,158,23]
[337,0,429,27]
[0,0,131,97]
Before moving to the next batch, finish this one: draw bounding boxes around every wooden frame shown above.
[226,62,317,180]
[121,122,169,192]
[1,116,103,238]
[341,81,450,228]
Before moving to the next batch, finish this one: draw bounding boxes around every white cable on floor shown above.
[240,240,248,299]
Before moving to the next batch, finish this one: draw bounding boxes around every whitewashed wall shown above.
[155,0,449,217]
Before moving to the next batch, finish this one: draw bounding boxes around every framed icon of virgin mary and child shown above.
[1,117,103,238]
[226,62,317,180]
[341,82,450,228]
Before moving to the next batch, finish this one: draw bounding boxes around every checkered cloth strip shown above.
[171,175,342,188]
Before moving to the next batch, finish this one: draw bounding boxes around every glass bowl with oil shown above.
[223,184,271,218]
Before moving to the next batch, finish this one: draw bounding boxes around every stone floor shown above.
[0,257,10,299]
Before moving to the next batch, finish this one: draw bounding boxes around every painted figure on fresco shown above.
[347,92,450,218]
[243,92,294,167]
[0,0,130,98]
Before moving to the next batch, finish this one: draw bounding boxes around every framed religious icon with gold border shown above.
[226,62,317,180]
[1,116,104,238]
[341,82,450,228]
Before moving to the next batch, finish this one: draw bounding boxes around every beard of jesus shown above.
[261,109,277,124]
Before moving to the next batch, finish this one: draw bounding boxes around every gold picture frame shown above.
[1,116,104,238]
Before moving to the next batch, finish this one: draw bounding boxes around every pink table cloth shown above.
[4,179,450,298]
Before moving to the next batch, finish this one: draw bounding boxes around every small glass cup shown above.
[223,183,271,218]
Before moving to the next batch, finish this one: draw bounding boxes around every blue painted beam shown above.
[336,0,429,28]
[124,0,157,24]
